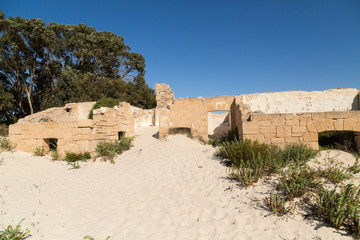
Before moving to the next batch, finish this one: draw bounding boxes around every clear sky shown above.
[1,0,359,98]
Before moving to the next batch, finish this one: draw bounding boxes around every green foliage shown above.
[95,136,134,163]
[0,11,155,123]
[0,219,31,240]
[318,131,357,153]
[226,163,262,187]
[0,124,8,137]
[281,144,317,166]
[319,166,352,184]
[348,159,360,174]
[88,98,122,119]
[263,191,294,216]
[277,167,320,200]
[316,184,360,237]
[32,147,45,157]
[50,150,61,161]
[0,137,15,151]
[64,151,91,163]
[208,127,239,146]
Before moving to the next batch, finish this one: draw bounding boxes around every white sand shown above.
[0,127,354,240]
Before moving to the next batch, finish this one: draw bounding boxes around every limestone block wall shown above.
[241,111,360,150]
[155,83,174,108]
[158,96,235,142]
[237,88,359,114]
[9,102,136,154]
[18,102,95,123]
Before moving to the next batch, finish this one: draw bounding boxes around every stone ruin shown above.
[8,83,360,154]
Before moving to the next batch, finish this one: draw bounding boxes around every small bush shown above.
[316,184,360,237]
[0,219,31,240]
[277,167,320,200]
[263,191,294,216]
[88,98,122,119]
[64,151,91,163]
[0,137,15,151]
[319,166,352,184]
[0,124,8,137]
[50,150,61,161]
[281,144,317,166]
[32,147,45,156]
[226,162,263,187]
[95,136,133,163]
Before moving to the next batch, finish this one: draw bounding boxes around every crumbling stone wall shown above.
[241,111,360,150]
[9,102,146,154]
[155,83,174,108]
[159,96,235,142]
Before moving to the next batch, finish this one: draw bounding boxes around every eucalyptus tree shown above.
[0,11,155,123]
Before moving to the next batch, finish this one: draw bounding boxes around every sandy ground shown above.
[0,126,356,240]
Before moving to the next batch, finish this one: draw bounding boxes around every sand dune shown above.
[0,126,354,239]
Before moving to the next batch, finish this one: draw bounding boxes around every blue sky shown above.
[1,0,359,98]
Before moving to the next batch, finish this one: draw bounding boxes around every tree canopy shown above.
[0,11,156,124]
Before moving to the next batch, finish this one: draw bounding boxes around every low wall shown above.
[241,111,360,149]
[9,102,135,154]
[158,96,235,142]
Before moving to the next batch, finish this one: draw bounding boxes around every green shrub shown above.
[50,150,61,161]
[0,124,8,137]
[281,143,317,166]
[316,184,360,237]
[263,191,294,216]
[32,147,45,156]
[64,151,91,163]
[95,136,134,163]
[208,128,239,146]
[277,167,320,200]
[0,219,31,240]
[319,166,352,184]
[226,162,263,187]
[88,98,122,119]
[0,137,15,151]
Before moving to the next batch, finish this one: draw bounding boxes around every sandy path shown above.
[0,127,353,240]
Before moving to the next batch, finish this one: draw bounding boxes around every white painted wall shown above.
[237,88,359,114]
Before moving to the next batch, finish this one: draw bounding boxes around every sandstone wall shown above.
[241,111,360,149]
[158,96,235,142]
[9,102,135,154]
[18,102,95,123]
[237,88,359,114]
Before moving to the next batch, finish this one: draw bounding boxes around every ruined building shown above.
[9,84,360,154]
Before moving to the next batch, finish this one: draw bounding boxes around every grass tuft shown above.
[32,147,45,156]
[0,137,15,151]
[95,136,133,163]
[263,191,294,216]
[0,219,31,240]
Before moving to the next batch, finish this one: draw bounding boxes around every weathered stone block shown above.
[271,138,285,144]
[326,112,349,119]
[260,126,276,134]
[312,112,326,119]
[243,122,259,135]
[313,121,326,132]
[344,119,355,131]
[276,126,291,138]
[271,116,286,126]
[333,120,344,131]
[292,126,307,133]
[353,120,360,131]
[259,120,271,127]
[306,121,317,133]
[303,133,318,142]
